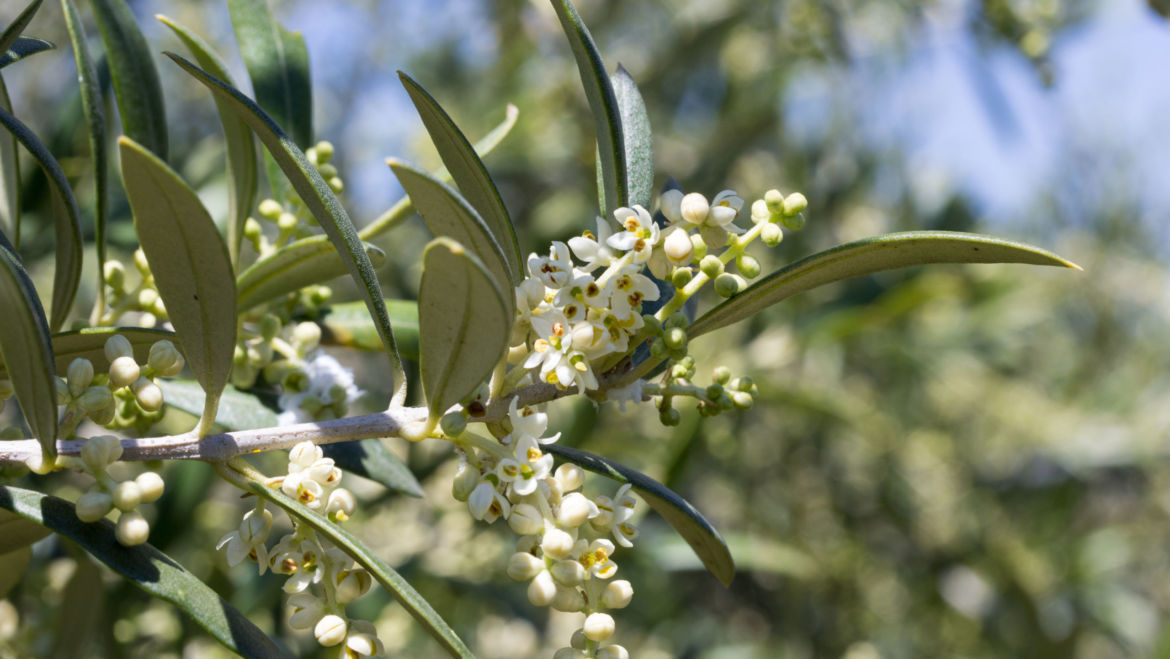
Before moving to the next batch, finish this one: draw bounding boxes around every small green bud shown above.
[669,363,689,379]
[131,377,163,412]
[782,192,808,216]
[699,255,723,279]
[764,189,784,214]
[751,199,770,223]
[680,354,696,370]
[664,313,687,331]
[133,249,151,276]
[299,394,325,415]
[115,511,150,546]
[736,255,761,279]
[452,462,480,502]
[108,355,140,389]
[730,376,756,393]
[649,338,668,360]
[148,340,184,377]
[105,334,134,361]
[690,234,708,261]
[230,364,258,390]
[328,177,344,192]
[718,394,735,411]
[67,358,95,396]
[663,326,687,350]
[317,163,338,179]
[112,480,142,511]
[292,322,322,354]
[135,471,165,503]
[75,490,113,523]
[88,403,116,426]
[137,288,158,309]
[103,261,126,289]
[731,391,754,409]
[671,267,693,289]
[706,383,724,400]
[277,212,298,232]
[713,366,732,385]
[310,285,332,305]
[781,212,806,231]
[78,386,114,412]
[761,222,783,247]
[283,369,310,393]
[658,407,680,426]
[439,412,467,437]
[714,272,742,298]
[260,314,282,342]
[82,435,123,472]
[258,198,284,220]
[314,141,334,163]
[243,217,263,241]
[641,314,662,336]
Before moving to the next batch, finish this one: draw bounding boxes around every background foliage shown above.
[3,0,1169,657]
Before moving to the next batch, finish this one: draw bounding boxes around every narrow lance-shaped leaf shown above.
[0,240,57,458]
[0,75,18,244]
[418,238,511,423]
[388,159,514,303]
[221,463,474,658]
[92,0,167,160]
[228,0,312,149]
[157,15,258,270]
[610,65,653,209]
[0,106,83,331]
[61,0,108,324]
[0,0,43,56]
[551,0,627,215]
[118,137,236,436]
[0,327,175,379]
[320,299,420,359]
[545,443,735,586]
[0,36,54,69]
[399,71,521,283]
[691,231,1083,339]
[236,234,386,312]
[0,486,289,659]
[166,53,406,403]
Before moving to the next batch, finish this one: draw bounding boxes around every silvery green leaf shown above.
[611,65,653,209]
[236,235,385,312]
[419,238,511,421]
[92,0,168,160]
[545,443,735,586]
[157,15,258,270]
[0,106,83,331]
[399,71,521,283]
[0,36,53,68]
[118,137,236,436]
[0,326,175,379]
[320,299,419,360]
[0,486,289,658]
[0,239,57,456]
[551,0,626,214]
[167,53,406,403]
[387,159,514,304]
[0,75,18,245]
[691,231,1083,339]
[156,379,278,431]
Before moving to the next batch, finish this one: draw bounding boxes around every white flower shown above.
[528,241,574,289]
[662,225,694,265]
[610,484,639,547]
[568,217,621,271]
[508,398,560,445]
[468,481,511,522]
[508,436,554,496]
[277,352,362,425]
[607,205,659,263]
[217,508,273,567]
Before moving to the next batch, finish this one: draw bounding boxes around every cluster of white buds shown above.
[217,441,382,657]
[451,401,634,658]
[244,141,343,257]
[99,249,168,327]
[67,435,164,546]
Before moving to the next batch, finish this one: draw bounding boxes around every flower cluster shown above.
[218,441,382,657]
[68,435,165,546]
[452,401,635,658]
[243,141,344,259]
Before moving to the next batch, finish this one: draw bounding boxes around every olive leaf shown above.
[118,137,236,436]
[0,326,176,379]
[0,239,57,457]
[236,235,385,312]
[610,65,653,209]
[92,0,168,160]
[0,36,54,68]
[228,0,312,149]
[319,298,420,359]
[0,0,44,58]
[0,75,18,244]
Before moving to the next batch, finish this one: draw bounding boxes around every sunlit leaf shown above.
[418,238,511,422]
[399,71,521,283]
[0,240,57,456]
[0,507,51,553]
[321,439,424,498]
[236,234,385,312]
[611,65,653,209]
[387,159,514,301]
[118,137,236,435]
[156,379,279,431]
[0,106,84,331]
[0,485,289,658]
[0,0,43,57]
[167,53,406,402]
[0,326,176,379]
[157,14,258,269]
[62,0,108,322]
[0,75,18,244]
[228,0,312,149]
[221,464,472,658]
[0,36,54,68]
[92,0,168,160]
[551,0,627,214]
[545,443,736,586]
[690,231,1083,339]
[320,299,419,359]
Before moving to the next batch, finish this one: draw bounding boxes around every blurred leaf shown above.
[157,15,258,270]
[545,443,735,586]
[62,0,108,322]
[387,160,514,302]
[50,556,104,659]
[167,53,406,402]
[236,235,386,312]
[319,298,419,359]
[690,231,1083,339]
[0,36,54,68]
[0,485,289,659]
[0,0,43,57]
[92,0,168,160]
[119,137,237,435]
[0,507,51,553]
[0,544,31,597]
[0,240,57,456]
[550,0,626,214]
[0,327,176,379]
[0,106,84,331]
[223,463,473,658]
[0,75,17,245]
[228,0,312,149]
[321,439,424,498]
[399,71,521,283]
[611,65,653,209]
[418,238,510,422]
[157,379,278,431]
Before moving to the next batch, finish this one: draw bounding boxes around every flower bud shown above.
[764,189,784,214]
[527,569,557,607]
[439,412,467,437]
[714,273,743,298]
[603,579,635,609]
[335,570,373,603]
[131,377,163,412]
[55,377,68,405]
[551,585,585,612]
[75,490,113,522]
[292,322,321,354]
[78,386,113,413]
[690,233,708,260]
[328,177,344,193]
[649,338,668,360]
[571,628,588,649]
[314,141,335,163]
[451,462,480,502]
[554,464,585,493]
[137,287,158,309]
[782,192,808,216]
[148,340,184,377]
[597,645,630,659]
[736,255,761,279]
[508,503,545,536]
[659,407,680,426]
[112,480,142,511]
[761,222,783,246]
[541,528,575,560]
[277,212,298,232]
[751,199,770,222]
[133,249,151,276]
[550,559,586,587]
[732,391,754,409]
[658,189,683,223]
[103,260,126,289]
[82,435,123,472]
[88,403,116,426]
[557,492,598,528]
[67,359,95,396]
[583,612,615,642]
[243,217,263,243]
[108,356,140,389]
[663,326,687,351]
[781,212,806,231]
[115,511,150,546]
[105,335,134,362]
[699,255,723,279]
[316,163,338,179]
[327,488,357,522]
[663,227,693,265]
[314,614,348,647]
[135,472,165,503]
[258,198,284,220]
[670,267,693,289]
[554,648,586,659]
[507,552,544,581]
[679,193,709,225]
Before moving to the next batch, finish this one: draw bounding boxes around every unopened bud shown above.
[75,490,113,522]
[316,163,338,179]
[277,212,298,232]
[714,273,743,298]
[551,585,585,612]
[115,511,150,546]
[258,198,284,220]
[679,193,709,225]
[663,327,687,351]
[736,254,761,279]
[663,227,693,265]
[328,177,344,193]
[760,222,783,246]
[133,249,150,276]
[712,366,732,384]
[112,480,142,511]
[764,189,784,214]
[105,335,134,361]
[731,391,754,409]
[751,199,769,223]
[528,569,557,607]
[507,552,544,581]
[78,386,114,413]
[131,377,163,412]
[603,579,635,609]
[598,645,630,659]
[781,212,806,231]
[508,503,545,536]
[103,260,125,288]
[699,255,723,279]
[541,528,575,560]
[550,559,586,587]
[108,356,140,389]
[451,462,480,502]
[782,192,808,216]
[314,614,348,647]
[67,359,95,396]
[555,464,585,492]
[292,322,321,354]
[659,407,680,426]
[147,340,184,377]
[583,612,615,642]
[314,141,334,163]
[670,267,693,289]
[334,570,372,603]
[82,435,123,472]
[690,233,708,260]
[135,471,165,503]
